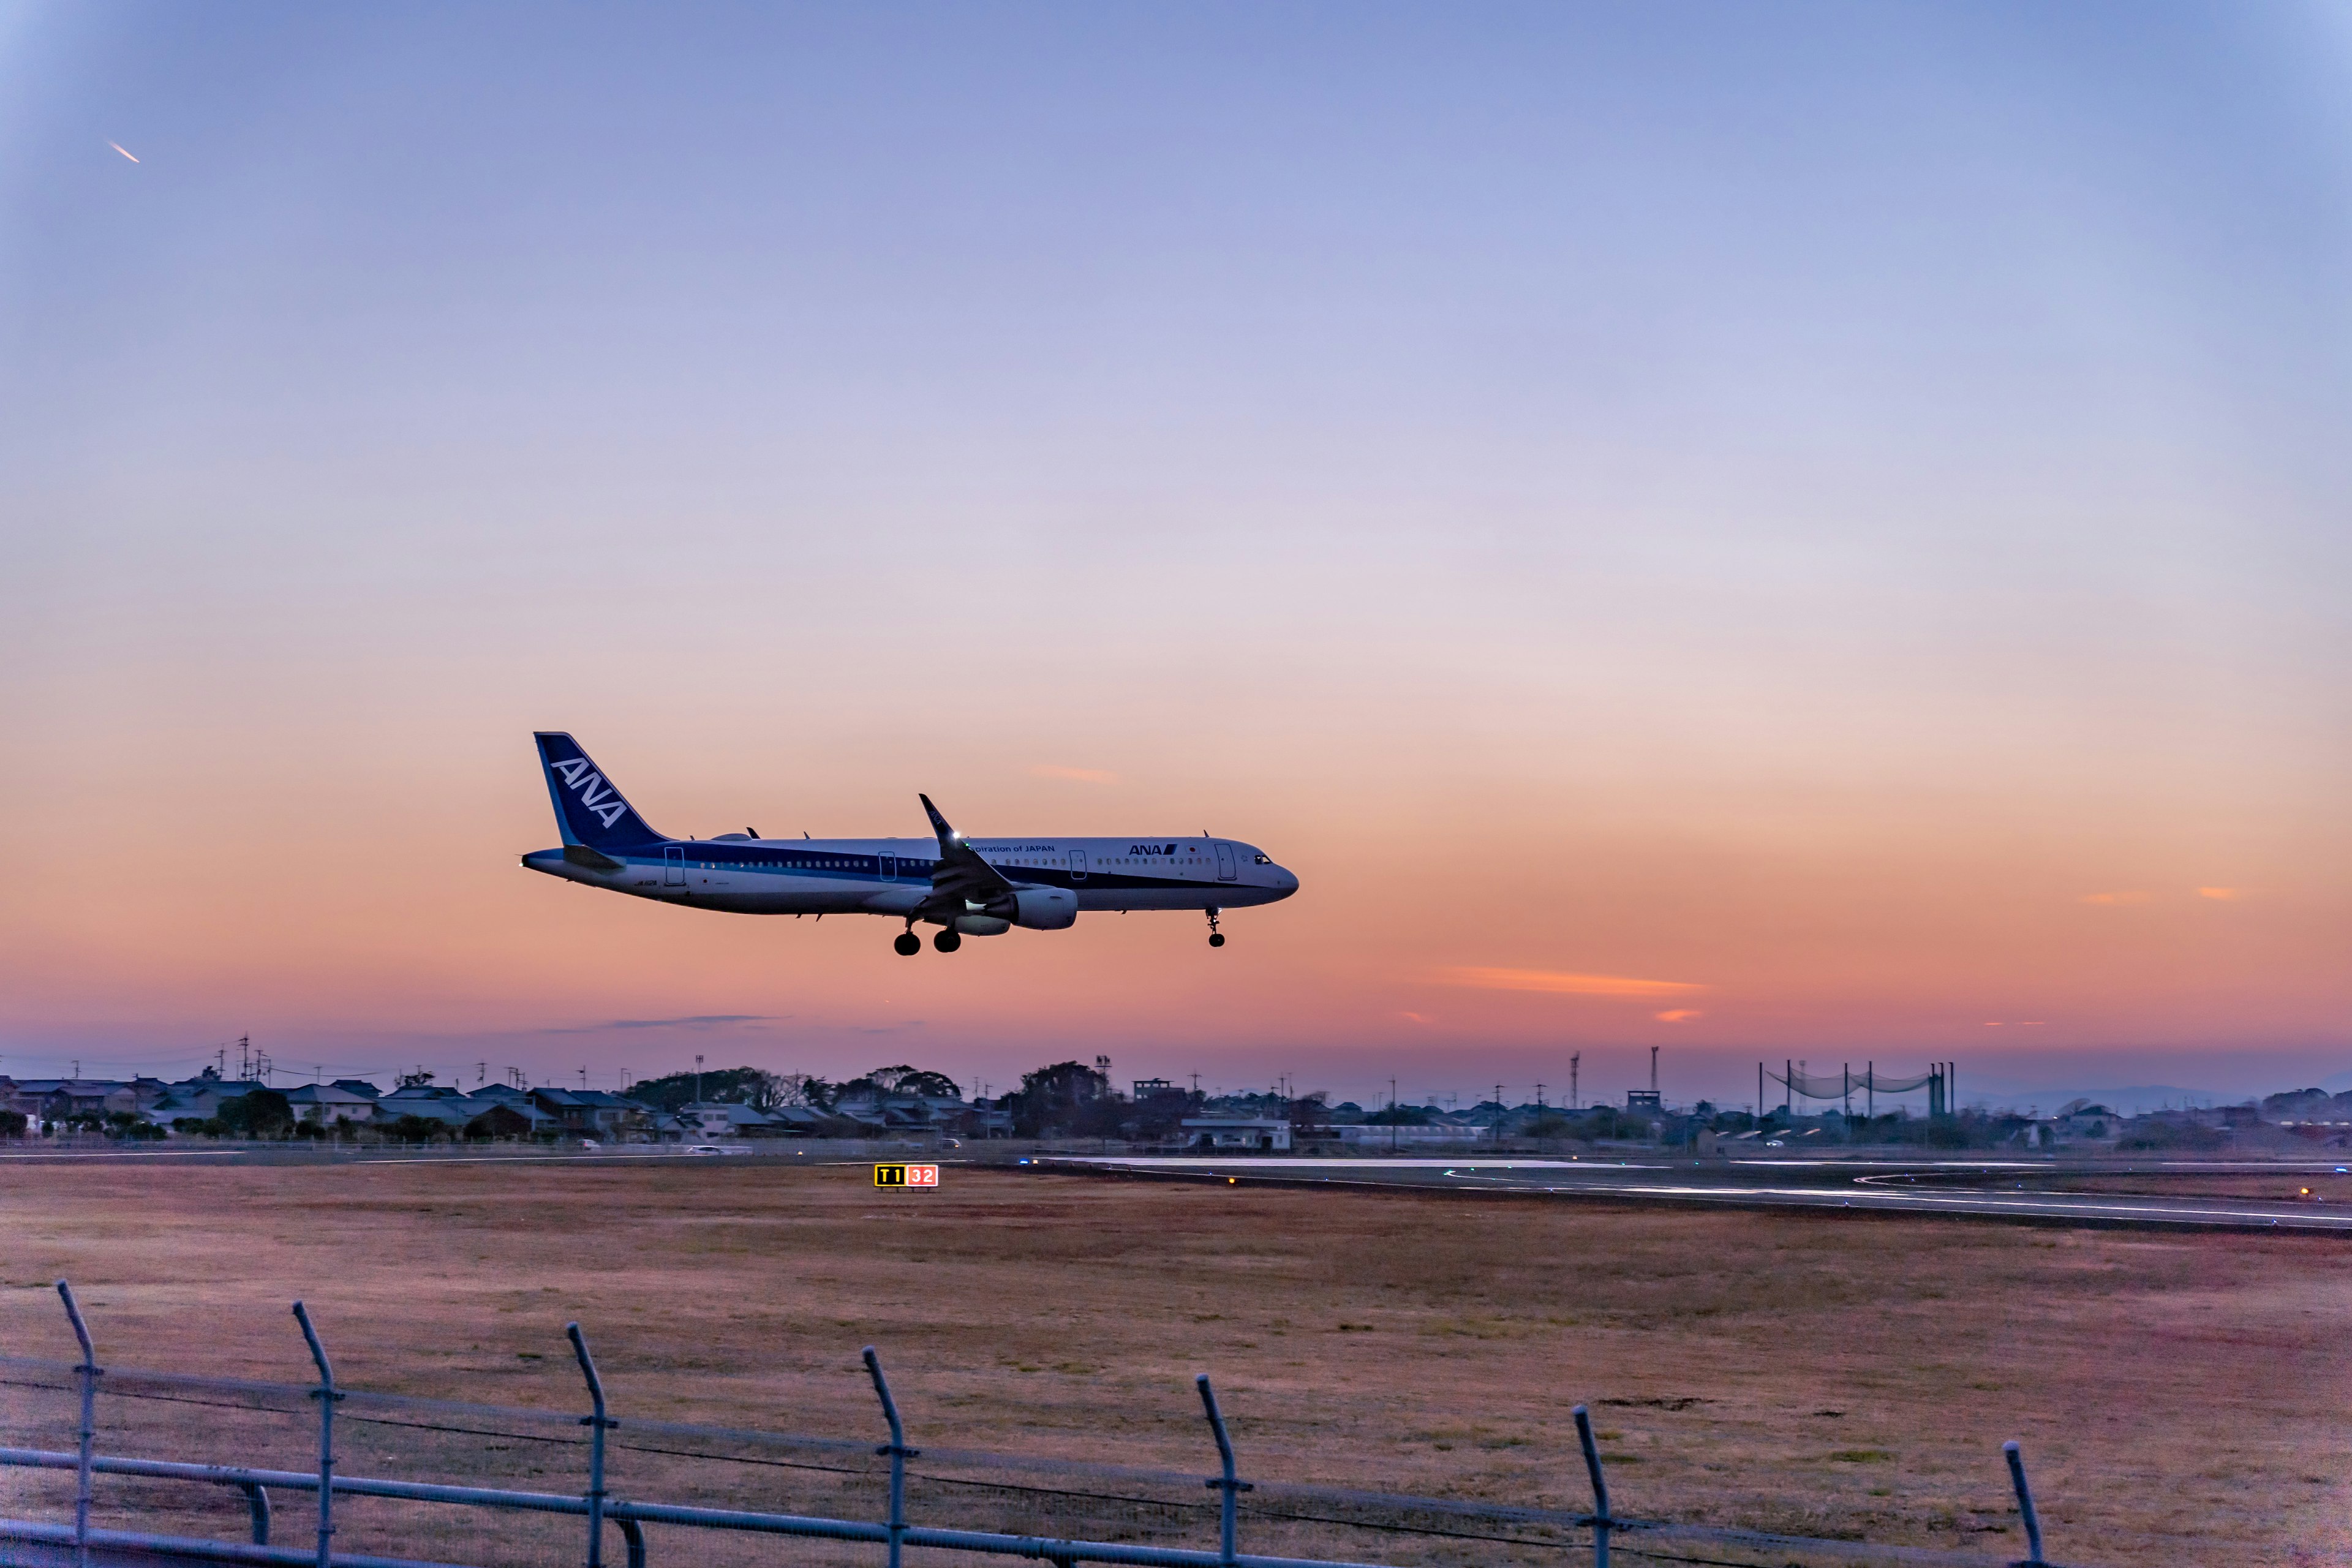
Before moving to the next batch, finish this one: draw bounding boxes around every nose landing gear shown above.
[1206,908,1225,948]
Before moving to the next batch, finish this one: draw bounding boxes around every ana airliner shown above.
[521,733,1299,953]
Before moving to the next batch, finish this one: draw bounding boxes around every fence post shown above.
[1195,1374,1252,1567]
[1574,1404,1612,1568]
[292,1302,342,1568]
[56,1281,98,1568]
[568,1324,617,1568]
[2003,1440,2045,1566]
[864,1347,919,1568]
[238,1480,273,1546]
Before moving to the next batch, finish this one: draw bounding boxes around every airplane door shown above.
[1069,849,1088,880]
[879,854,895,881]
[663,846,685,886]
[1214,843,1237,881]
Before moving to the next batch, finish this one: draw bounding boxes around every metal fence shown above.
[1,1280,2073,1568]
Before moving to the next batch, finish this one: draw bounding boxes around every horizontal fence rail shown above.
[0,1280,2082,1568]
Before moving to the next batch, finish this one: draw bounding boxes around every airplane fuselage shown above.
[522,834,1295,918]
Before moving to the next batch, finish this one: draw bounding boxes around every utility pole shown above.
[578,1066,587,1090]
[1650,1045,1659,1096]
[1570,1053,1580,1110]
[1390,1077,1399,1154]
[1843,1063,1851,1121]
[477,1061,487,1087]
[1536,1082,1546,1109]
[1867,1060,1874,1121]
[695,1054,704,1107]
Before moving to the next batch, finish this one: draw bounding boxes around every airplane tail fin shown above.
[533,733,668,850]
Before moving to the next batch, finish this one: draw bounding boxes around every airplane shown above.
[520,732,1299,953]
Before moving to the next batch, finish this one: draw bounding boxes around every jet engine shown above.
[952,914,1012,936]
[1010,886,1078,930]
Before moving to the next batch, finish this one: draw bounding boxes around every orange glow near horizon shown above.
[1441,968,1710,998]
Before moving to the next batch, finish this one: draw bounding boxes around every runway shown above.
[1036,1155,2352,1234]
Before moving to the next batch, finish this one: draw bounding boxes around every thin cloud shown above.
[538,1014,775,1034]
[109,141,139,163]
[2079,891,2152,905]
[1030,764,1118,784]
[1440,967,1708,997]
[2197,886,2249,901]
[1654,1009,1703,1023]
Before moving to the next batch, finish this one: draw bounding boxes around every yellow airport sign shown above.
[874,1163,940,1188]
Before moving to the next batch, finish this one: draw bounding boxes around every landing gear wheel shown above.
[894,931,921,956]
[933,928,962,953]
[1205,907,1224,948]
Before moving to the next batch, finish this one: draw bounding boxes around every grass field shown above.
[3,1156,2349,1566]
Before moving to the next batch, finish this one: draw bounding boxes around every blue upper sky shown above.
[2,4,2348,1102]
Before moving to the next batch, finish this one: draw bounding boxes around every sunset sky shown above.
[4,4,2349,1107]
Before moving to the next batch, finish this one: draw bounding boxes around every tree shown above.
[466,1104,534,1140]
[382,1113,450,1144]
[1002,1060,1115,1138]
[859,1066,962,1100]
[627,1066,782,1112]
[769,1073,835,1110]
[0,1109,26,1138]
[397,1069,435,1088]
[1286,1092,1329,1134]
[217,1090,293,1139]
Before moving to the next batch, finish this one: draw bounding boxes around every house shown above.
[331,1079,383,1102]
[10,1080,138,1123]
[677,1102,781,1139]
[148,1076,270,1125]
[1181,1116,1291,1152]
[283,1084,380,1125]
[530,1087,656,1140]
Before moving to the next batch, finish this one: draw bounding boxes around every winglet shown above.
[917,793,1014,907]
[919,793,960,846]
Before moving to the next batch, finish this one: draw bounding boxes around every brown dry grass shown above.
[4,1158,2350,1566]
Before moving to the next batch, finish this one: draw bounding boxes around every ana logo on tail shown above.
[550,758,628,828]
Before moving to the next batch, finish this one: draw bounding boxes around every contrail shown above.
[109,142,139,163]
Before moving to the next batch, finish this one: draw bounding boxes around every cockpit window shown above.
[1253,853,1272,864]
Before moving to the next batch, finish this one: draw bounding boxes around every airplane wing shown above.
[918,794,1019,916]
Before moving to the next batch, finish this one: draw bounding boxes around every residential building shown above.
[1181,1116,1291,1151]
[284,1084,380,1125]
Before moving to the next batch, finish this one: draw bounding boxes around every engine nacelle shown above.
[1011,886,1078,930]
[952,914,1012,936]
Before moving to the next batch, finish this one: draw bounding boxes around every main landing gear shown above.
[1206,908,1225,948]
[895,921,963,954]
